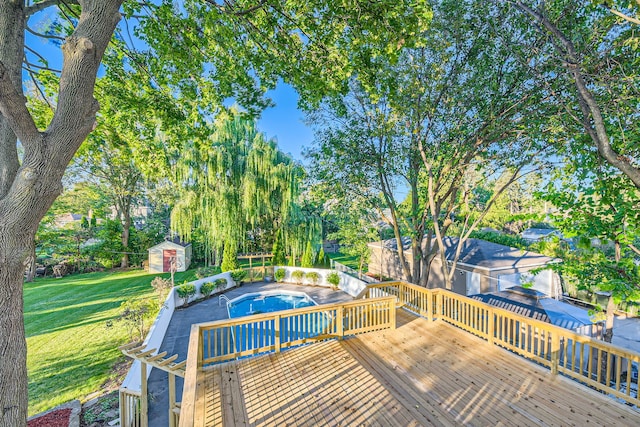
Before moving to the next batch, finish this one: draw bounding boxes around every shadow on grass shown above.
[25,269,197,338]
[25,300,126,338]
[28,341,125,415]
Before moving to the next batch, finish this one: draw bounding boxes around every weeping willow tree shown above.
[171,111,320,264]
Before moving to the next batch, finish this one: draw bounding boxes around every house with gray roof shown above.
[470,286,602,338]
[368,236,562,297]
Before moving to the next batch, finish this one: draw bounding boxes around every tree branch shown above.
[25,0,79,17]
[23,60,61,74]
[47,1,122,150]
[513,0,640,189]
[0,61,41,146]
[201,0,267,16]
[26,24,66,41]
[608,7,640,25]
[24,65,54,111]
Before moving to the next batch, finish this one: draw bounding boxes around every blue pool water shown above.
[201,291,329,363]
[227,292,317,318]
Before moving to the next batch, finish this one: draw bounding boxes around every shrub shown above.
[176,283,196,305]
[119,299,154,341]
[230,269,247,283]
[221,241,239,272]
[301,242,314,267]
[150,277,172,308]
[200,281,215,298]
[271,236,286,266]
[291,270,305,284]
[365,272,393,282]
[316,247,327,267]
[327,271,340,289]
[306,271,320,285]
[214,278,227,290]
[274,268,286,282]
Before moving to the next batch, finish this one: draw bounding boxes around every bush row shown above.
[276,269,341,289]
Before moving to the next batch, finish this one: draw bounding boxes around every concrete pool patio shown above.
[146,281,354,426]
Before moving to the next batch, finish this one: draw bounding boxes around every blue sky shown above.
[257,84,313,162]
[24,7,312,163]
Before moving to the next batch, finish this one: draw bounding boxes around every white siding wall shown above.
[498,269,555,296]
[148,248,164,274]
[176,249,186,272]
[274,266,367,297]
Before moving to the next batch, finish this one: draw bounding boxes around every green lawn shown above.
[25,268,196,415]
[327,253,361,271]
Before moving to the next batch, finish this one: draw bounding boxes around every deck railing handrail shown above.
[179,296,397,426]
[180,281,639,426]
[199,296,395,364]
[363,281,640,407]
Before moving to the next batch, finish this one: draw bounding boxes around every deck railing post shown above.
[140,362,148,427]
[426,289,433,322]
[168,372,176,427]
[551,333,561,375]
[337,306,344,339]
[197,328,204,368]
[390,298,397,329]
[487,306,495,345]
[274,314,281,352]
[118,391,126,427]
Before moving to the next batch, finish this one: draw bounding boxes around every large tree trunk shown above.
[121,209,131,268]
[0,3,122,425]
[24,243,36,283]
[0,2,29,425]
[117,196,133,269]
[0,1,22,200]
[0,235,29,426]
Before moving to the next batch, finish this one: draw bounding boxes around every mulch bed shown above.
[28,408,72,427]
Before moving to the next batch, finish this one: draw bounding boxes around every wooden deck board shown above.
[196,310,639,426]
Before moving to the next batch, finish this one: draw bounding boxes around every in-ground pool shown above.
[201,290,329,363]
[227,290,317,318]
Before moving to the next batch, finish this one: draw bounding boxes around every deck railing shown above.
[179,296,396,426]
[364,281,640,407]
[200,296,395,365]
[119,389,142,427]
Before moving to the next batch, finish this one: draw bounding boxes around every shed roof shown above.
[148,239,191,251]
[369,236,558,270]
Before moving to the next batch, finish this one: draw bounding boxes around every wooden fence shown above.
[365,281,640,407]
[243,265,275,283]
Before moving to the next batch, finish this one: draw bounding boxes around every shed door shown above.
[163,249,177,272]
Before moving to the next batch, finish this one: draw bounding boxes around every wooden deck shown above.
[195,310,639,426]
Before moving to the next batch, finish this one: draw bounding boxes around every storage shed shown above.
[148,240,192,273]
